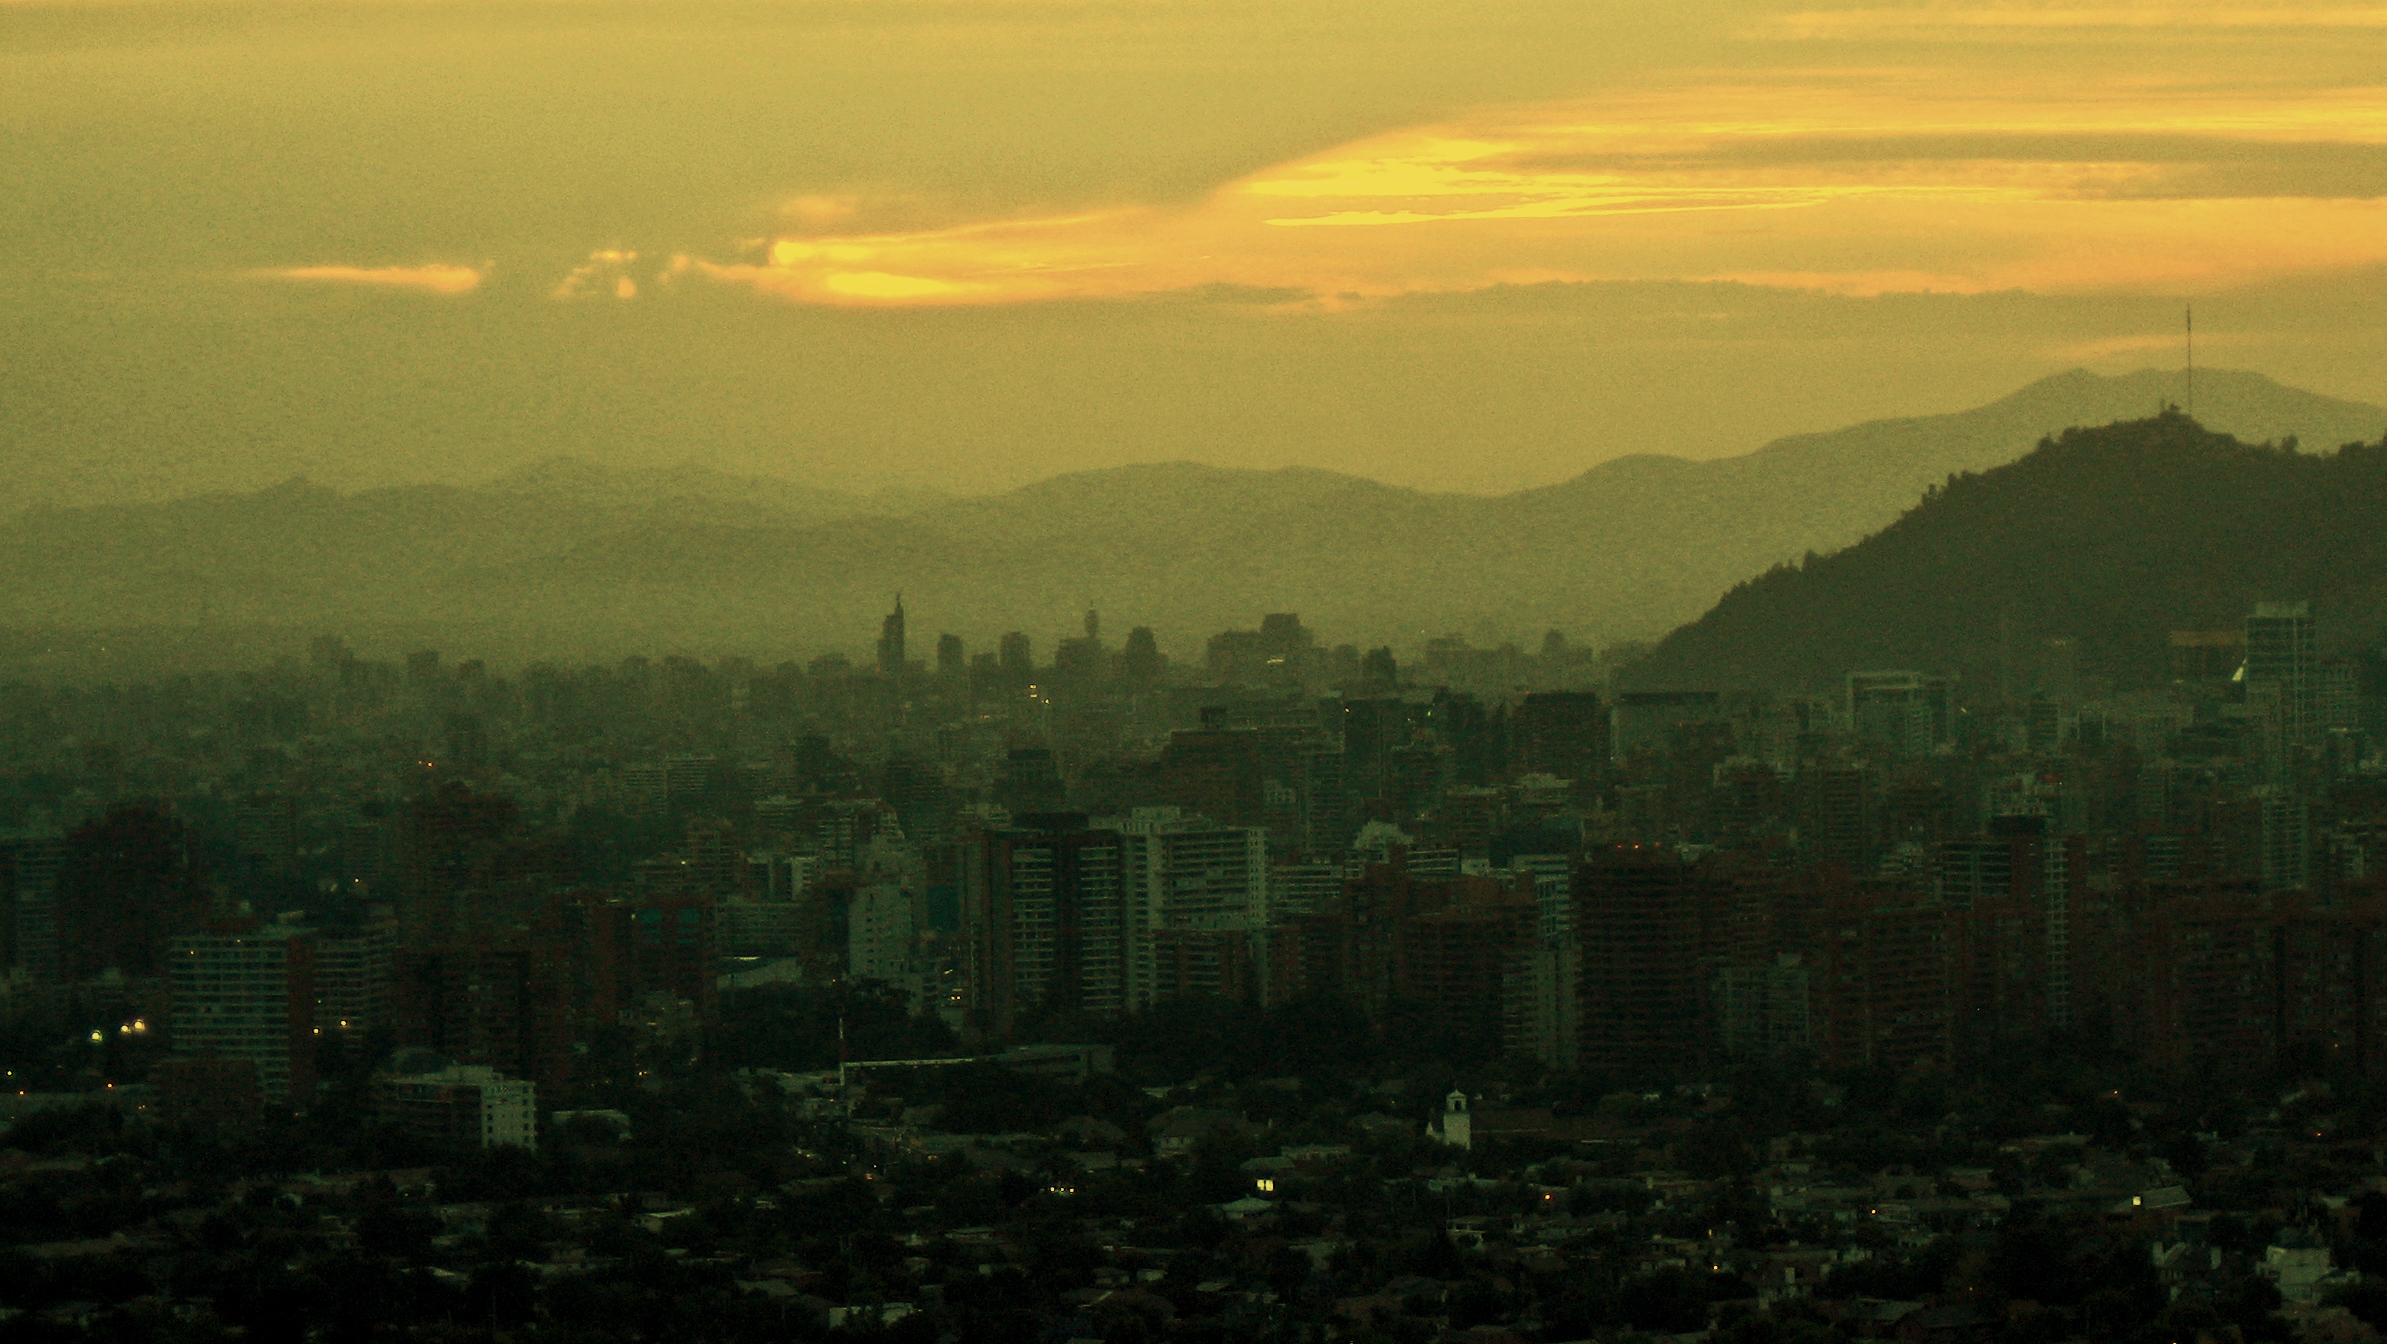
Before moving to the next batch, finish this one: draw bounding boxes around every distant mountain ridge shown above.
[481,457,948,525]
[2,367,2379,665]
[1627,412,2387,693]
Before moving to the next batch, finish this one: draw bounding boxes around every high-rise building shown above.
[1146,927,1258,1002]
[877,595,907,676]
[1845,671,1956,753]
[1814,893,1950,1070]
[1121,627,1164,682]
[1113,807,1268,1011]
[59,805,210,983]
[1504,943,1580,1069]
[998,748,1068,815]
[2259,788,2311,892]
[1299,750,1350,857]
[1714,954,1812,1064]
[1269,860,1348,922]
[847,882,918,984]
[396,784,519,945]
[1510,854,1575,946]
[2,835,66,983]
[231,796,298,876]
[998,631,1034,686]
[1575,846,1707,1074]
[2245,601,2318,747]
[1511,691,1611,785]
[1150,730,1269,831]
[1611,691,1725,759]
[167,926,319,1105]
[1803,766,1873,871]
[391,935,574,1092]
[684,818,744,896]
[628,894,718,1016]
[313,925,392,1033]
[1339,699,1408,804]
[2168,629,2244,682]
[1397,888,1534,1052]
[962,817,1127,1035]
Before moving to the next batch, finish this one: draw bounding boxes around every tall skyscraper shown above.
[2244,601,2318,747]
[998,631,1034,686]
[878,595,907,676]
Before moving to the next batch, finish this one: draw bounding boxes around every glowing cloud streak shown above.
[690,24,2387,305]
[270,264,481,294]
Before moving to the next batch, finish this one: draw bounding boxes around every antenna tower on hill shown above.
[2185,303,2194,419]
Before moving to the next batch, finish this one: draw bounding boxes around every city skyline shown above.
[12,0,2387,1335]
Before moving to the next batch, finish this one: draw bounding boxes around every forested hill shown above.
[1624,413,2387,694]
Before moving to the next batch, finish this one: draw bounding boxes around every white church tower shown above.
[1438,1089,1472,1150]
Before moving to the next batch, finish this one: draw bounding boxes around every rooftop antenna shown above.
[2184,303,2193,420]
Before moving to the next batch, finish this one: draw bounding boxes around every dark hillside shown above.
[1627,413,2387,692]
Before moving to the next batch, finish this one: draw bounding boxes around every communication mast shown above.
[2185,303,2193,419]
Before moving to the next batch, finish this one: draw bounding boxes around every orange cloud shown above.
[1775,5,2387,37]
[693,212,1155,306]
[271,264,481,294]
[690,67,2387,306]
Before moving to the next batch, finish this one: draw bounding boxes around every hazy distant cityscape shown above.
[26,0,2387,1332]
[5,408,2387,1341]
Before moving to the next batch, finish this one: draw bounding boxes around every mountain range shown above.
[2,367,2379,670]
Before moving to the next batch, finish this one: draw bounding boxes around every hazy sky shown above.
[9,0,2387,504]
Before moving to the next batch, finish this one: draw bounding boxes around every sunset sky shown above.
[9,0,2387,502]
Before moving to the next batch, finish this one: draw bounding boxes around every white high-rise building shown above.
[1109,807,1267,1012]
[847,882,917,983]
